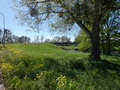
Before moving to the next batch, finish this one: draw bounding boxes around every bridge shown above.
[51,42,78,46]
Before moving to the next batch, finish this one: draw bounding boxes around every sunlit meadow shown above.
[0,43,120,90]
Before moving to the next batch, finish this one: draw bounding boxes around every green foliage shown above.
[100,10,120,55]
[76,30,91,51]
[0,44,120,90]
[51,36,71,43]
[78,41,91,52]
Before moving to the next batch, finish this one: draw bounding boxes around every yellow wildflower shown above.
[56,75,67,88]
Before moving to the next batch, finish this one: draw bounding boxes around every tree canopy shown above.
[13,0,119,31]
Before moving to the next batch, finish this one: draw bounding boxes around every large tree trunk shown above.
[90,33,100,61]
[76,19,101,61]
[90,13,101,61]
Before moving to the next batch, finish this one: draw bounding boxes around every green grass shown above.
[6,43,88,60]
[59,45,78,50]
[0,43,120,90]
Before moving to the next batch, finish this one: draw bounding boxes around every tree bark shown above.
[90,33,100,61]
[76,19,101,61]
[90,13,101,61]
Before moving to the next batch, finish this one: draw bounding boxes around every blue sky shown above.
[0,0,78,42]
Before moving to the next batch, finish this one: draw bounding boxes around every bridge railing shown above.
[51,42,78,46]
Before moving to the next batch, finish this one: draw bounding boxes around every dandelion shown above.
[40,72,43,75]
[1,63,13,73]
[35,73,41,79]
[56,75,67,88]
[34,64,44,69]
[36,75,41,79]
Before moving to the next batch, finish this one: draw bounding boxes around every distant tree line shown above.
[0,29,30,43]
[32,35,44,43]
[0,29,72,44]
[44,36,71,43]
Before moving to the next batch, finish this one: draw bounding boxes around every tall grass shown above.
[0,43,120,90]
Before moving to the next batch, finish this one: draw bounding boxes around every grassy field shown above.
[0,43,120,90]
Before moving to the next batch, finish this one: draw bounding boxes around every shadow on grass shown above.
[90,60,120,73]
[43,57,120,78]
[44,58,78,78]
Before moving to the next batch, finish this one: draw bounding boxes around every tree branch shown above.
[76,20,92,36]
[55,0,92,36]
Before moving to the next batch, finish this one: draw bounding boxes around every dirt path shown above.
[0,71,6,90]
